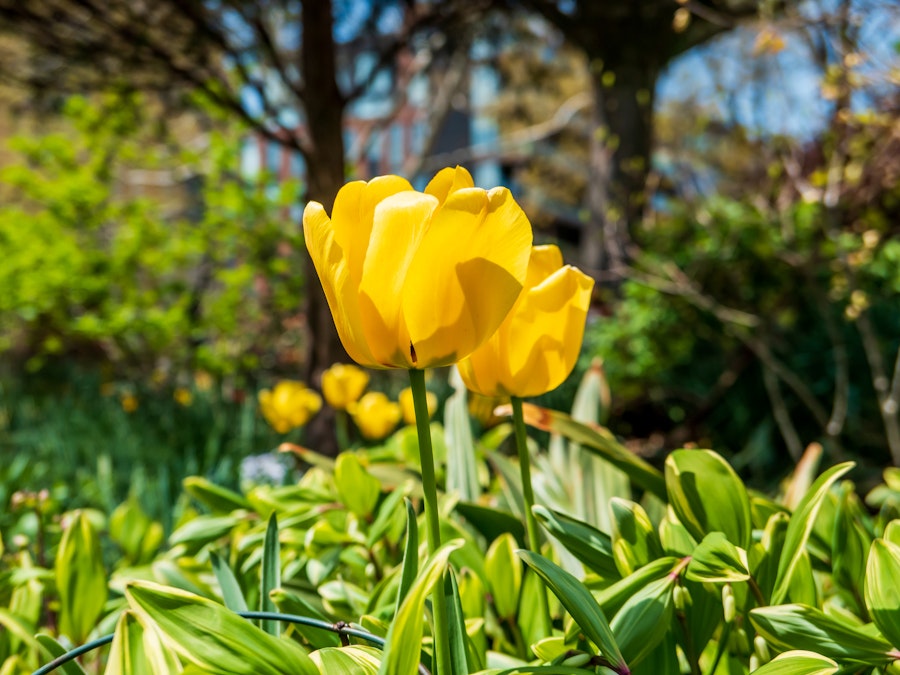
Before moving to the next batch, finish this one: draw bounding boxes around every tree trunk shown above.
[582,58,657,278]
[301,0,347,454]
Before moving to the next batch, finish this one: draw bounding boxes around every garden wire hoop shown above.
[31,610,431,675]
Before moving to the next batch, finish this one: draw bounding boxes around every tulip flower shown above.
[458,245,594,399]
[304,166,533,675]
[348,392,401,441]
[458,244,593,641]
[399,386,437,426]
[321,363,369,410]
[258,381,322,434]
[303,166,533,369]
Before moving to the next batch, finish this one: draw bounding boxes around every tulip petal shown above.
[401,187,532,367]
[303,201,379,367]
[357,191,439,368]
[424,166,474,203]
[332,176,413,286]
[525,245,564,289]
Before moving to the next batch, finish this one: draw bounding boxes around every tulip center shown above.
[409,341,418,365]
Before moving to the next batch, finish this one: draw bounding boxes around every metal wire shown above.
[31,611,431,675]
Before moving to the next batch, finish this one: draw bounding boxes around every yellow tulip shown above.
[303,166,533,369]
[258,380,322,434]
[348,392,402,440]
[321,363,369,410]
[458,245,594,398]
[399,386,437,426]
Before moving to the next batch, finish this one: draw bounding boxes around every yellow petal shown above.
[358,191,439,367]
[424,166,474,203]
[525,245,564,289]
[304,201,379,367]
[322,363,370,409]
[401,187,532,367]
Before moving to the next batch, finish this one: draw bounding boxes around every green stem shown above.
[511,396,553,642]
[335,409,350,450]
[409,368,450,675]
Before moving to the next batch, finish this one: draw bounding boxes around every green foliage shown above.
[0,91,304,378]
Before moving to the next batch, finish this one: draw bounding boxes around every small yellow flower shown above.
[121,394,139,413]
[399,386,437,426]
[258,380,322,434]
[174,387,193,407]
[193,371,214,392]
[321,363,369,410]
[348,392,402,440]
[458,245,594,398]
[303,166,533,369]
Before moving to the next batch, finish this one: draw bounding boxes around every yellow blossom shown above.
[258,380,322,434]
[399,386,437,426]
[348,392,402,440]
[120,394,139,413]
[321,363,369,410]
[174,387,193,407]
[303,166,533,369]
[458,245,594,398]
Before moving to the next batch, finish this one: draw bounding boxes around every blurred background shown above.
[0,0,898,520]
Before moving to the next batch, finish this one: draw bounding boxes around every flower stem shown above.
[408,368,450,675]
[335,409,350,450]
[511,396,553,642]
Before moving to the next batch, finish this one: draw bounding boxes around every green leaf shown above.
[610,576,675,667]
[456,502,526,548]
[609,498,662,576]
[366,483,409,548]
[168,514,243,550]
[770,462,854,605]
[445,367,481,501]
[209,550,249,613]
[56,510,108,642]
[335,453,381,518]
[532,506,618,579]
[126,580,318,675]
[260,513,281,635]
[665,449,752,549]
[865,538,900,649]
[268,588,340,649]
[444,570,471,675]
[105,610,182,675]
[594,557,679,618]
[310,645,381,674]
[36,635,88,675]
[750,603,893,664]
[518,550,625,671]
[183,476,251,514]
[378,539,463,675]
[749,651,838,675]
[396,498,419,617]
[685,532,750,583]
[514,403,666,500]
[486,534,522,620]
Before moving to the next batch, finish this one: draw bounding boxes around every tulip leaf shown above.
[610,576,675,667]
[56,510,108,643]
[396,498,419,617]
[444,569,471,675]
[750,603,893,664]
[518,549,625,671]
[125,580,318,675]
[665,449,752,549]
[770,462,854,605]
[514,403,666,500]
[865,538,900,649]
[260,512,280,635]
[335,452,381,518]
[685,532,750,583]
[445,367,481,501]
[209,550,249,613]
[378,539,463,675]
[532,505,618,579]
[749,651,839,675]
[366,482,409,548]
[310,645,382,674]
